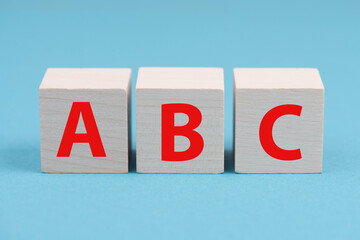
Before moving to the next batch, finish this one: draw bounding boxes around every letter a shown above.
[57,102,106,157]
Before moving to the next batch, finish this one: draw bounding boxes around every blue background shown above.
[0,0,359,239]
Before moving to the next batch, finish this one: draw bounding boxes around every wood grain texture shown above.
[39,68,131,173]
[136,67,224,173]
[234,68,324,173]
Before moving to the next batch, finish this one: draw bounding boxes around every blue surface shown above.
[1,1,359,239]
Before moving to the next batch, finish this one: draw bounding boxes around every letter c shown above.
[259,104,302,161]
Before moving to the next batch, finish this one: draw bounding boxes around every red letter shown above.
[259,104,302,161]
[162,103,204,161]
[57,102,106,157]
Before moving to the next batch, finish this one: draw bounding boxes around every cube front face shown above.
[136,68,224,173]
[40,90,129,173]
[234,69,324,173]
[39,68,130,173]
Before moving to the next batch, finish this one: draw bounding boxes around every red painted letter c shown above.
[259,104,302,161]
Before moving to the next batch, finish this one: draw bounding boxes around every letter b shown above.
[161,103,204,161]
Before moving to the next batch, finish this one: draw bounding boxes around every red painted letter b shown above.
[162,103,204,161]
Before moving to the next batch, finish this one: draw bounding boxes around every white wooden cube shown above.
[234,68,324,173]
[39,68,131,173]
[136,67,224,173]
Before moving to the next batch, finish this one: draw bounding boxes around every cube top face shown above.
[136,67,224,90]
[234,68,324,90]
[234,68,324,173]
[39,68,131,173]
[136,68,224,173]
[40,68,131,90]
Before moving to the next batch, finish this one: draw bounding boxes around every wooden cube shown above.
[234,68,324,173]
[39,68,131,173]
[136,67,224,173]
